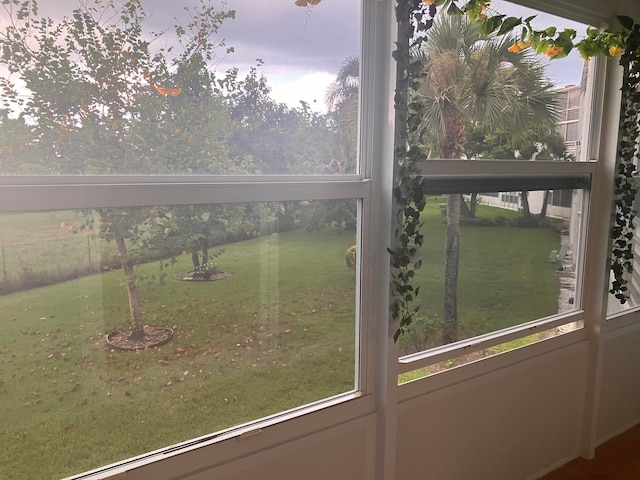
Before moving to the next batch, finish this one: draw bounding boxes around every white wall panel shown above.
[179,416,375,480]
[597,322,640,443]
[396,343,589,480]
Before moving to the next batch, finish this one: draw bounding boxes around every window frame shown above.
[396,46,607,374]
[395,159,594,372]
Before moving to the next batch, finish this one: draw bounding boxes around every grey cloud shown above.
[34,0,359,75]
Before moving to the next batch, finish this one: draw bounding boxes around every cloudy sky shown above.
[19,0,586,110]
[30,0,360,109]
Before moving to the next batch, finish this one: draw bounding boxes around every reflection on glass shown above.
[398,190,581,358]
[0,0,360,176]
[0,200,357,479]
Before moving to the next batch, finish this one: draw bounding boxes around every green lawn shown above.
[397,200,562,354]
[0,227,357,480]
[0,203,563,479]
[0,210,110,293]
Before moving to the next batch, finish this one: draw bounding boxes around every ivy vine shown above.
[388,0,434,341]
[611,18,640,303]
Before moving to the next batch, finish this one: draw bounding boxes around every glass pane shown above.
[0,0,360,175]
[397,190,581,358]
[0,200,358,479]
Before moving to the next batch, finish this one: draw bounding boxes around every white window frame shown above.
[396,45,609,377]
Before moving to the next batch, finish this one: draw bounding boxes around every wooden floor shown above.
[539,424,640,479]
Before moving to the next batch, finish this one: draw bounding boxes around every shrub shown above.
[494,215,509,226]
[511,216,549,228]
[460,217,496,227]
[345,245,357,271]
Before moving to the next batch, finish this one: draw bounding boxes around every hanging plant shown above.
[610,19,640,302]
[388,0,435,341]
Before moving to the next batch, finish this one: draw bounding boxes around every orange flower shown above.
[609,45,624,57]
[154,85,182,96]
[543,45,563,57]
[508,40,531,53]
[422,0,436,5]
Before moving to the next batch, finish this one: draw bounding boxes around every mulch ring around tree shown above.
[106,325,174,351]
[174,270,227,282]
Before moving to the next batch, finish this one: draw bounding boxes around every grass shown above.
[397,199,562,354]
[0,227,357,480]
[0,210,113,294]
[0,211,96,276]
[0,201,563,479]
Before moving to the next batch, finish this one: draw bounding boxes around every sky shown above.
[9,0,587,111]
[491,0,588,88]
[30,0,361,111]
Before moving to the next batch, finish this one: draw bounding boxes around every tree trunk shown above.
[459,194,472,218]
[469,193,478,218]
[540,190,550,218]
[443,193,460,344]
[202,236,209,265]
[192,251,200,270]
[441,114,465,345]
[115,236,144,339]
[521,190,531,218]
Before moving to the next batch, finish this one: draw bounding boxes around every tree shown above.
[0,0,239,343]
[223,65,336,175]
[289,55,361,232]
[416,14,558,344]
[464,124,570,219]
[325,55,359,172]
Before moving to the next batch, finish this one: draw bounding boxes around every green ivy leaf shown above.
[497,16,522,36]
[617,15,634,30]
[480,15,504,36]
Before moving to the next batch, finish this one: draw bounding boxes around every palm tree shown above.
[417,15,558,344]
[325,55,359,172]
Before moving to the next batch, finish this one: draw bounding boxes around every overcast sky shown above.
[20,0,586,110]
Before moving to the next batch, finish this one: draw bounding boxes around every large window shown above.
[0,0,368,479]
[398,165,591,380]
[0,200,360,479]
[396,0,593,379]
